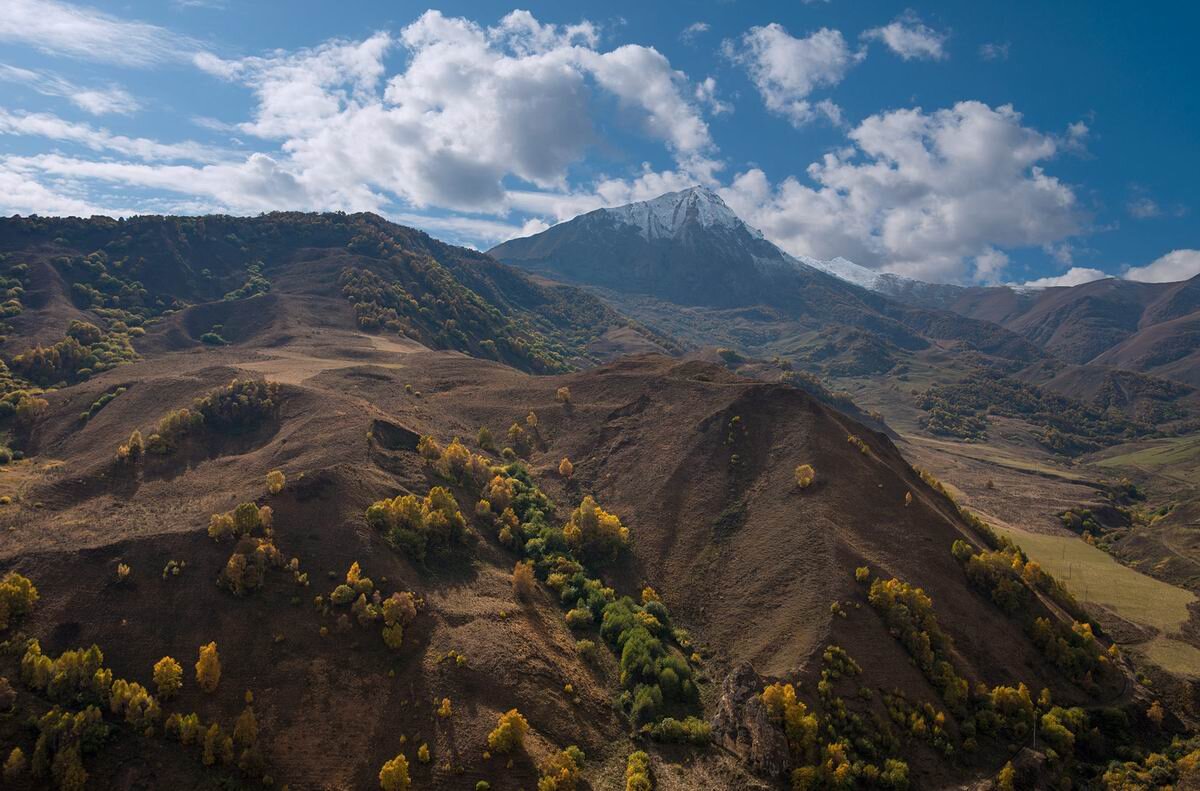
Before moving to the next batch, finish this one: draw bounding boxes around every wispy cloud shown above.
[0,109,227,162]
[979,41,1010,61]
[0,63,140,115]
[680,22,709,44]
[0,0,199,67]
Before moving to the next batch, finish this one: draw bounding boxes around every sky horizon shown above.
[0,0,1197,287]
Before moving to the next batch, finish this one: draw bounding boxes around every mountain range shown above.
[0,206,1194,790]
[491,187,1200,447]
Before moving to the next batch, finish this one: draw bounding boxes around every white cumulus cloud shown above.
[720,101,1084,282]
[1125,250,1200,283]
[1020,267,1109,288]
[723,24,863,127]
[2,9,719,245]
[863,12,949,61]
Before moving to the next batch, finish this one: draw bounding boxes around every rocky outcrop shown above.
[711,662,790,778]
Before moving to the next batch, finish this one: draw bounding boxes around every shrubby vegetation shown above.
[794,464,815,489]
[537,745,584,791]
[487,708,529,754]
[1101,735,1200,789]
[625,750,654,791]
[757,645,913,790]
[317,562,420,650]
[914,370,1184,453]
[223,261,270,301]
[379,753,410,790]
[563,496,628,565]
[951,540,1108,686]
[16,637,263,787]
[644,716,711,745]
[366,485,470,564]
[0,571,38,631]
[131,379,281,456]
[0,257,29,338]
[339,256,609,374]
[10,320,137,387]
[434,440,700,732]
[81,386,126,422]
[868,578,968,712]
[207,501,285,596]
[55,247,178,324]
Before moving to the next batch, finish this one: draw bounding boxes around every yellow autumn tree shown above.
[558,457,574,479]
[0,571,39,631]
[195,642,221,693]
[563,496,628,563]
[997,762,1016,791]
[379,753,410,790]
[153,656,183,699]
[794,464,816,489]
[512,560,536,599]
[4,747,26,781]
[487,708,529,754]
[267,469,285,494]
[118,429,144,463]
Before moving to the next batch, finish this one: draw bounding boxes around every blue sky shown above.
[0,0,1197,285]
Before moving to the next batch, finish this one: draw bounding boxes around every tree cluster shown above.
[322,562,419,650]
[366,486,469,564]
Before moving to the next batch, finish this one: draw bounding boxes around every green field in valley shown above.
[997,524,1200,676]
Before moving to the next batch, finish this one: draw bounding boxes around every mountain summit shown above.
[602,185,761,241]
[489,187,1043,368]
[489,185,805,309]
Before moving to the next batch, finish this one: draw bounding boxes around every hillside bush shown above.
[487,708,529,754]
[512,560,536,599]
[794,464,816,489]
[625,750,653,791]
[537,745,584,791]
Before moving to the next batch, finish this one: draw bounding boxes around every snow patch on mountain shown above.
[602,186,762,241]
[791,254,892,290]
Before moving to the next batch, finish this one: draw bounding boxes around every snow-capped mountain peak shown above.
[600,185,762,241]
